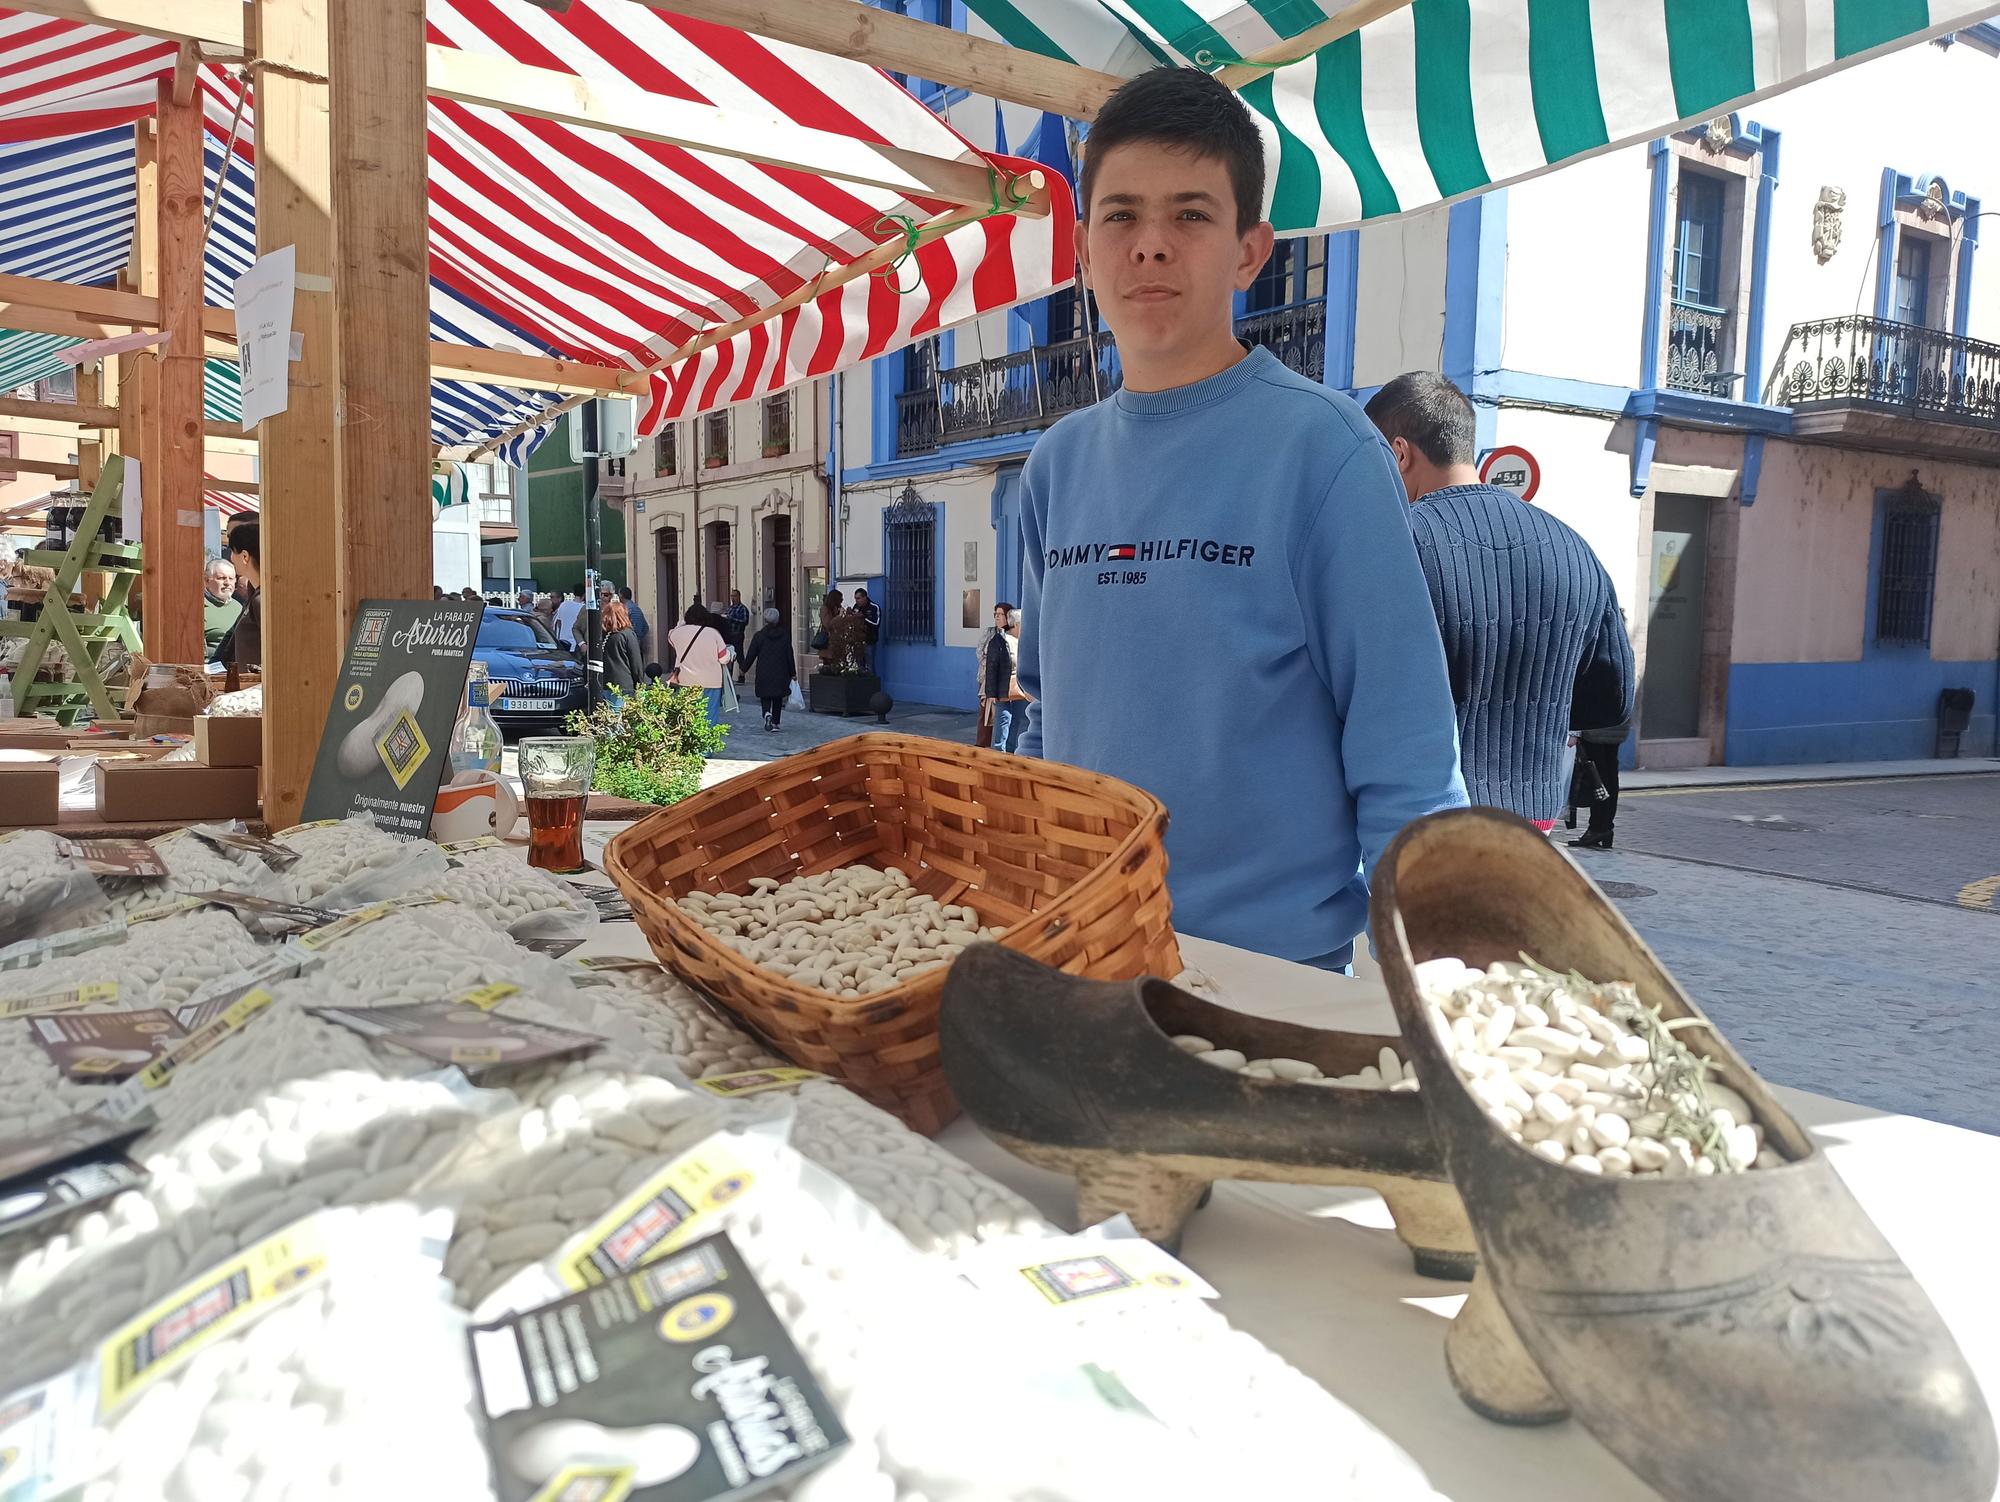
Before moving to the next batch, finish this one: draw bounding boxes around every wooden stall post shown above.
[329,0,433,604]
[147,75,208,663]
[251,0,343,830]
[119,123,157,598]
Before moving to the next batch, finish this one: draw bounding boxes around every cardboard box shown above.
[94,763,260,823]
[0,763,60,826]
[131,714,197,739]
[194,715,263,768]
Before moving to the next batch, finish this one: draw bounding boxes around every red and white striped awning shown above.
[0,2,1074,453]
[203,482,255,519]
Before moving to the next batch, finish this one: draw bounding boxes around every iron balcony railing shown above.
[892,299,1327,457]
[1765,315,2000,427]
[1666,300,1736,397]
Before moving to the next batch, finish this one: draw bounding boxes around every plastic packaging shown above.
[0,832,112,952]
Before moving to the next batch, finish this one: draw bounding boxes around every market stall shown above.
[4,1,1999,1498]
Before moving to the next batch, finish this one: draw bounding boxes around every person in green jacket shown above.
[203,556,242,661]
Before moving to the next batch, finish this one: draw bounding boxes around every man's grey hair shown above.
[205,556,234,578]
[1005,608,1022,628]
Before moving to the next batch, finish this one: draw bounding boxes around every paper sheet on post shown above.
[236,245,297,429]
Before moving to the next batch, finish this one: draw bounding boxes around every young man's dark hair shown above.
[226,520,259,568]
[1363,372,1477,468]
[1080,67,1266,235]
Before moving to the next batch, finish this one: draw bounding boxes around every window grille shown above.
[1876,482,1940,646]
[884,486,935,645]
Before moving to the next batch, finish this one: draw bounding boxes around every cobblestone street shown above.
[1570,772,2000,1134]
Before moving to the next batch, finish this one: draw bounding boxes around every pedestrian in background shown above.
[741,607,796,731]
[600,596,644,702]
[1568,627,1631,849]
[852,586,881,671]
[554,585,585,647]
[665,606,729,722]
[620,585,650,660]
[1365,372,1633,831]
[724,589,751,678]
[984,607,1029,753]
[203,557,241,663]
[974,601,1010,748]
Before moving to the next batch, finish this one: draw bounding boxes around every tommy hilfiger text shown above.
[1046,537,1257,570]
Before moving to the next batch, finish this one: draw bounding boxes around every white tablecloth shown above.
[567,829,1999,1501]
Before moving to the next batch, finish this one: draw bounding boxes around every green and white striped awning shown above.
[1,328,245,425]
[966,0,2000,231]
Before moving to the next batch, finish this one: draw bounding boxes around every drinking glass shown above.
[518,736,596,873]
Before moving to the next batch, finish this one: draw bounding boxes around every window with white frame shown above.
[656,424,678,476]
[761,392,791,454]
[703,410,729,467]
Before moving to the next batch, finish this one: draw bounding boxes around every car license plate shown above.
[499,697,558,711]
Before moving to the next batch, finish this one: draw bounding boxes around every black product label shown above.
[27,1011,185,1081]
[468,1232,846,1502]
[0,1158,146,1245]
[310,1001,604,1073]
[0,1109,152,1190]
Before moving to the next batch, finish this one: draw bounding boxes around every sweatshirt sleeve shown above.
[1017,462,1047,759]
[1296,435,1468,876]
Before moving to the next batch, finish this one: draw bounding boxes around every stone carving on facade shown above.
[1916,179,1950,223]
[1701,116,1734,154]
[1813,186,1846,265]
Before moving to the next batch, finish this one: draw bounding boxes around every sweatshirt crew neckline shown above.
[1113,343,1273,418]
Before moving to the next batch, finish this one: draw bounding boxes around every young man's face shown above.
[1077,141,1273,374]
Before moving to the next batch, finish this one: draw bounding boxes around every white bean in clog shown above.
[1194,1049,1247,1071]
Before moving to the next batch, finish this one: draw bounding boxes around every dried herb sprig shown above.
[1516,954,1744,1172]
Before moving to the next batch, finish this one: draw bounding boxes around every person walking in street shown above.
[974,601,1010,748]
[1365,372,1634,831]
[599,596,645,703]
[985,607,1029,753]
[852,587,881,671]
[665,605,730,722]
[1015,67,1466,971]
[741,607,796,731]
[1568,638,1631,849]
[203,557,242,663]
[554,585,585,648]
[724,590,751,679]
[620,585,650,660]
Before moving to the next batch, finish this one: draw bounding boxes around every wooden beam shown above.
[425,42,1041,214]
[203,476,260,496]
[73,365,101,492]
[172,41,201,107]
[331,0,433,604]
[148,76,209,663]
[3,457,83,480]
[253,0,342,830]
[0,0,244,51]
[0,394,121,428]
[5,271,637,394]
[126,126,161,606]
[1211,0,1415,88]
[637,0,1122,118]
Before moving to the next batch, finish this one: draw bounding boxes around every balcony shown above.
[1768,315,2000,461]
[892,300,1327,458]
[1666,301,1736,397]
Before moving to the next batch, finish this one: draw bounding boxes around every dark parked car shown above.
[473,609,586,737]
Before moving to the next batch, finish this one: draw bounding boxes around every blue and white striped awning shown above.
[1,117,564,456]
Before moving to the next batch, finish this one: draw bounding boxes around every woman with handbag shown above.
[983,606,1029,753]
[663,605,730,722]
[740,607,796,731]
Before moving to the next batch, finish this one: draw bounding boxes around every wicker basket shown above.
[603,733,1181,1134]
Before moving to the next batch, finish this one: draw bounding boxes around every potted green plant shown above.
[808,612,881,716]
[563,682,728,805]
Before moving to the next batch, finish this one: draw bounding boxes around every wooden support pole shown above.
[147,77,208,663]
[330,0,435,607]
[253,0,343,830]
[73,365,101,493]
[639,0,1122,118]
[123,125,160,606]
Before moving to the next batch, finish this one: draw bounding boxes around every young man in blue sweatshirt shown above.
[1018,68,1466,970]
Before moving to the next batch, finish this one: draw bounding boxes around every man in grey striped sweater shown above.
[1366,373,1634,830]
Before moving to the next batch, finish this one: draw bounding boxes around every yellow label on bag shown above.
[296,895,449,952]
[529,1466,636,1502]
[98,1215,331,1413]
[128,896,208,925]
[95,988,274,1121]
[693,1067,825,1099]
[0,982,116,1019]
[554,1139,755,1291]
[455,983,520,1012]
